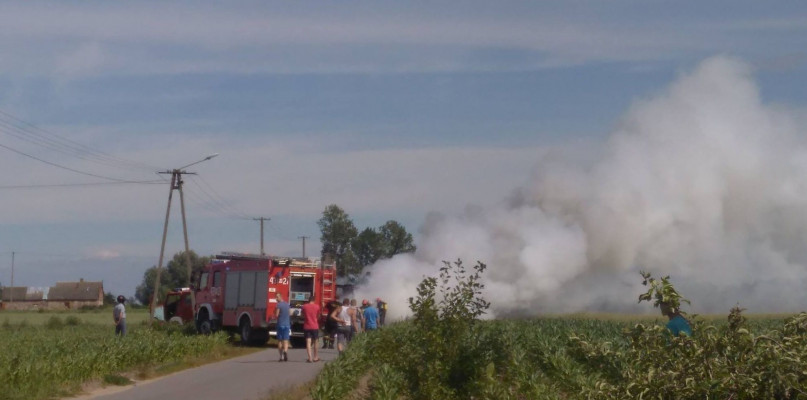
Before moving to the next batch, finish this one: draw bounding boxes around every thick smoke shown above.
[356,56,807,319]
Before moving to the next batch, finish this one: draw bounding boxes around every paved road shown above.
[72,347,338,400]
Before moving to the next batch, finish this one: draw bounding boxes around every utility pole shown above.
[298,236,309,258]
[253,217,271,255]
[149,154,218,325]
[9,251,14,304]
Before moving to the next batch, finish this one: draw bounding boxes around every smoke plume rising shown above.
[356,56,807,319]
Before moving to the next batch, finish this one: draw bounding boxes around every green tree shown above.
[318,204,359,277]
[103,291,116,305]
[352,221,417,269]
[352,227,384,268]
[379,220,417,257]
[134,250,210,305]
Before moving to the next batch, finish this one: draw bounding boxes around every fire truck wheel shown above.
[197,311,213,335]
[240,318,252,345]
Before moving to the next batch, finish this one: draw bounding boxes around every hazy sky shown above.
[1,1,806,303]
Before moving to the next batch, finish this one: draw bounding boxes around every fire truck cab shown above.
[193,252,336,345]
[154,287,194,324]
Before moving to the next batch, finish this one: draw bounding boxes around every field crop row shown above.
[0,317,231,400]
[306,261,805,400]
[310,314,799,400]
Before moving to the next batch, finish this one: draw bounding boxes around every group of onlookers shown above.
[272,293,388,363]
[322,297,386,354]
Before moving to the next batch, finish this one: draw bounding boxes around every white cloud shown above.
[0,2,792,77]
[54,42,107,79]
[90,249,121,260]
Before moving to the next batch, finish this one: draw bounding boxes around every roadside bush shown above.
[387,259,490,400]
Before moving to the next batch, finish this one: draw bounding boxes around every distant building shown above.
[0,279,104,311]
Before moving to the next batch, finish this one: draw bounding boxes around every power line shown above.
[181,183,243,219]
[186,175,250,219]
[0,180,163,189]
[0,141,157,183]
[0,109,162,172]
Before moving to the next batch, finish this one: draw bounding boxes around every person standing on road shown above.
[363,300,379,331]
[349,298,362,335]
[336,298,353,353]
[328,300,344,351]
[323,298,341,349]
[274,293,291,362]
[301,296,321,363]
[113,295,126,337]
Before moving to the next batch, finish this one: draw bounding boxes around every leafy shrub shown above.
[574,276,807,399]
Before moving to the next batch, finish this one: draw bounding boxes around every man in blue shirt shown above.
[274,293,291,362]
[363,300,379,331]
[660,302,692,337]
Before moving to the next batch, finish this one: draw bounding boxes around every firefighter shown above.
[376,297,387,327]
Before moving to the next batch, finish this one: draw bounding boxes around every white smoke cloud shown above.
[357,55,807,319]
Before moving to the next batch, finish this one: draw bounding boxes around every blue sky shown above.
[1,1,807,299]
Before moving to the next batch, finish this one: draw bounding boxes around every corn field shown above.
[310,261,807,400]
[0,317,230,400]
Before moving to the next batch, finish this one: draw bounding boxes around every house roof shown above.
[1,281,103,302]
[1,287,45,301]
[47,281,104,301]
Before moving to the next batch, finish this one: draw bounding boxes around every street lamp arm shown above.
[177,153,219,170]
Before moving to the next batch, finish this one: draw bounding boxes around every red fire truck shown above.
[193,252,336,345]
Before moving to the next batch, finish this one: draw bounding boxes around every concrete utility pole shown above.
[253,217,271,255]
[298,236,309,258]
[149,154,218,324]
[9,251,14,304]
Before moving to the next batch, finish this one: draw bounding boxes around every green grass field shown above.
[0,306,151,326]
